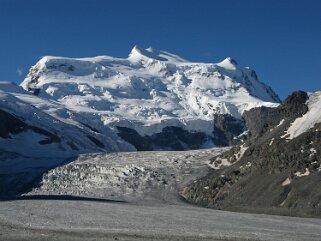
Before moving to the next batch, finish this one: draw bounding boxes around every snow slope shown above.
[283,91,321,139]
[20,46,279,139]
[0,81,134,159]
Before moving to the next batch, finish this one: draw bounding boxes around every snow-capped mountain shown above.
[18,46,279,150]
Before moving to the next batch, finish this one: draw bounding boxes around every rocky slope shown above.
[182,91,321,217]
[18,46,279,150]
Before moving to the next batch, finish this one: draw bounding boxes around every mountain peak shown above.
[128,46,188,63]
[129,45,144,56]
[217,57,238,69]
[225,57,238,65]
[128,45,167,62]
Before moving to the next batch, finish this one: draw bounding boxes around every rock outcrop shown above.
[182,91,321,217]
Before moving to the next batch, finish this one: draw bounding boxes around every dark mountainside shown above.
[181,91,321,217]
[117,114,246,151]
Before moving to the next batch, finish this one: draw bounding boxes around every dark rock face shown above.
[117,114,246,151]
[0,109,60,144]
[213,114,246,146]
[282,90,309,117]
[243,91,308,138]
[243,106,278,138]
[0,109,27,138]
[151,126,208,150]
[86,135,105,148]
[116,127,153,151]
[182,91,321,217]
[117,126,208,151]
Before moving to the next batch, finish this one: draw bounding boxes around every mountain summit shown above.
[128,46,188,63]
[19,47,280,150]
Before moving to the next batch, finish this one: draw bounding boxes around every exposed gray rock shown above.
[243,91,308,138]
[213,114,246,146]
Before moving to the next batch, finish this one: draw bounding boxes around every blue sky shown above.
[0,0,320,99]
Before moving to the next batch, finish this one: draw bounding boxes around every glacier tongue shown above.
[27,148,228,203]
[18,46,280,149]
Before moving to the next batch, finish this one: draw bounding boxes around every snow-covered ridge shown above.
[0,81,134,157]
[19,46,279,139]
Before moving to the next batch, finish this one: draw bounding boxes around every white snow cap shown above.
[217,57,238,70]
[19,46,280,136]
[128,45,188,63]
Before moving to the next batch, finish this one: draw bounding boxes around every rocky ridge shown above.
[182,91,321,217]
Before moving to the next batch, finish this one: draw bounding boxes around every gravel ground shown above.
[1,198,321,241]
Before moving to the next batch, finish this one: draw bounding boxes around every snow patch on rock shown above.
[234,144,248,162]
[269,138,275,146]
[282,177,291,186]
[309,148,317,158]
[283,91,321,140]
[295,168,310,177]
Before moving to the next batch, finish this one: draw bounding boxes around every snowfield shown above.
[0,81,135,157]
